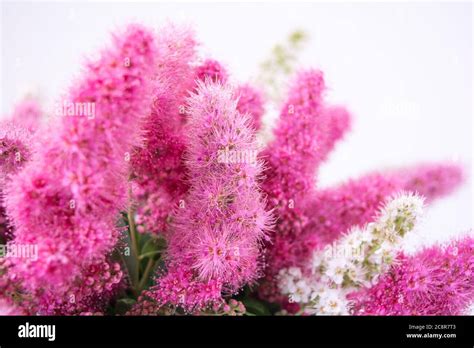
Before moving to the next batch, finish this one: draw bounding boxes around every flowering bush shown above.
[0,23,471,316]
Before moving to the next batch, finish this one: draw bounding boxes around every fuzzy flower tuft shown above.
[235,84,265,131]
[194,61,265,130]
[34,259,124,315]
[0,122,32,183]
[259,69,327,301]
[129,263,223,314]
[131,24,197,235]
[304,162,464,248]
[0,122,34,240]
[194,58,228,84]
[349,235,474,315]
[143,81,273,312]
[262,69,325,202]
[4,24,157,292]
[316,105,351,162]
[389,162,464,202]
[0,22,469,318]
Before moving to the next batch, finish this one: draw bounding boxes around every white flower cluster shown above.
[278,267,313,304]
[278,193,424,315]
[278,268,350,315]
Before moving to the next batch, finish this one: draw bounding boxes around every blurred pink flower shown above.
[350,236,474,315]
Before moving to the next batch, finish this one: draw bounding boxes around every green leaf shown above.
[140,236,166,261]
[122,231,139,293]
[139,250,162,260]
[114,298,137,315]
[242,297,272,316]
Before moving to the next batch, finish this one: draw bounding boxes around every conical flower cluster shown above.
[0,22,470,316]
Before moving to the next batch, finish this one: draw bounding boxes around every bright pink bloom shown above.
[0,206,8,239]
[260,162,464,289]
[130,262,223,314]
[194,60,265,131]
[235,84,265,131]
[258,70,327,301]
[194,58,228,83]
[1,122,33,239]
[146,81,273,311]
[387,162,464,203]
[1,255,122,315]
[34,259,123,315]
[135,187,173,236]
[4,24,157,292]
[316,105,351,163]
[0,259,35,315]
[132,25,197,235]
[350,236,474,315]
[305,162,464,247]
[0,22,468,317]
[257,70,462,303]
[0,122,32,182]
[147,23,198,120]
[262,69,325,203]
[1,99,40,238]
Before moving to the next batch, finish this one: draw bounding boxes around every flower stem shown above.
[139,257,156,291]
[128,212,139,281]
[127,186,140,294]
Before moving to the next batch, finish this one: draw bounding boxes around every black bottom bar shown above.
[0,316,473,346]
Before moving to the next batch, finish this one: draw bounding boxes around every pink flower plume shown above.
[4,24,157,292]
[350,235,474,315]
[235,84,266,131]
[173,81,272,286]
[258,69,326,301]
[139,81,273,312]
[132,24,197,235]
[305,162,465,247]
[194,58,229,84]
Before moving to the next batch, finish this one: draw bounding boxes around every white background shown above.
[1,1,472,254]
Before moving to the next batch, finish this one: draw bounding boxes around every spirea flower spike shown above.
[0,22,469,317]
